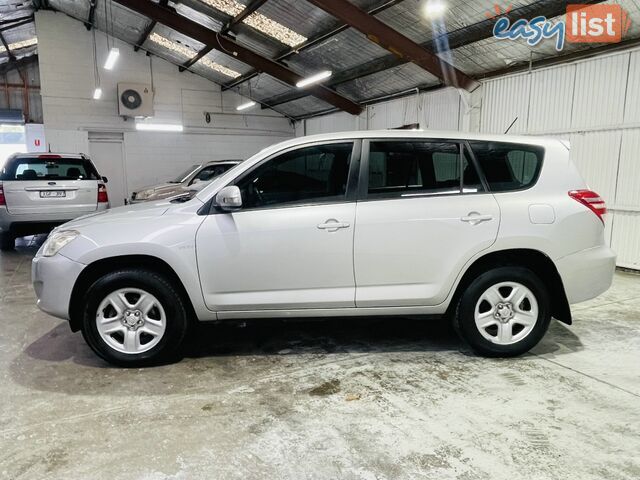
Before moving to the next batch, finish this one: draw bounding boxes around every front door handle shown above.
[317,219,350,232]
[461,212,493,225]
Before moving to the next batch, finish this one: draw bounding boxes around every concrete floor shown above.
[1,239,639,480]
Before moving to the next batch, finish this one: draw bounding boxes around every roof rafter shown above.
[134,0,169,52]
[220,0,269,35]
[263,0,604,108]
[114,0,362,115]
[305,0,478,91]
[222,0,405,91]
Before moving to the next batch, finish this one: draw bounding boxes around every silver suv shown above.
[130,160,241,203]
[0,153,109,250]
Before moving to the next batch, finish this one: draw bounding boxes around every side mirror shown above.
[102,176,109,183]
[215,185,242,211]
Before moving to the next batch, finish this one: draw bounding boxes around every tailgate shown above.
[4,180,98,215]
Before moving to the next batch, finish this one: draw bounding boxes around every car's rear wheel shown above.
[81,269,189,367]
[0,232,14,251]
[454,266,551,357]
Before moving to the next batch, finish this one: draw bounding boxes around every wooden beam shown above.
[222,0,405,91]
[114,0,362,115]
[134,0,169,51]
[263,0,604,108]
[305,0,479,91]
[220,0,269,35]
[178,46,213,72]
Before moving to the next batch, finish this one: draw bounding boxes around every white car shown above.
[32,131,615,366]
[0,153,109,250]
[130,160,241,203]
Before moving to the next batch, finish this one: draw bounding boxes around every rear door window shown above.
[366,140,484,198]
[1,157,100,181]
[468,141,544,191]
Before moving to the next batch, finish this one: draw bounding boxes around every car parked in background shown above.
[130,160,241,203]
[32,131,615,366]
[0,153,109,250]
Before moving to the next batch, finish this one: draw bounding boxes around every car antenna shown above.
[504,117,518,134]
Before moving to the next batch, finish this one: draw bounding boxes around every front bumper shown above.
[32,253,85,320]
[556,245,616,304]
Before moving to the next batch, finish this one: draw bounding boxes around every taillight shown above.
[0,184,5,206]
[97,183,109,203]
[569,189,606,223]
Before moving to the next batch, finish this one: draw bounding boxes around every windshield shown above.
[170,164,200,183]
[0,157,101,181]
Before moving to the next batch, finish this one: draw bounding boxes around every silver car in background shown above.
[130,160,241,203]
[0,153,109,250]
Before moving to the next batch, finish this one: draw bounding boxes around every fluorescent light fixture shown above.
[422,0,447,18]
[148,33,241,78]
[236,101,256,111]
[135,123,184,132]
[296,70,332,88]
[93,87,102,100]
[201,0,306,47]
[103,47,120,70]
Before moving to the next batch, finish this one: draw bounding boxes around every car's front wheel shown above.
[454,266,551,357]
[81,269,189,367]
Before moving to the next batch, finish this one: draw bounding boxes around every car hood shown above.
[61,201,171,230]
[135,182,179,193]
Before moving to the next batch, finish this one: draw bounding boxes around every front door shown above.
[354,139,500,307]
[195,141,359,312]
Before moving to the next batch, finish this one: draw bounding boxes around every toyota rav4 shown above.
[31,131,616,366]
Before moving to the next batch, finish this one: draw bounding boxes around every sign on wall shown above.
[25,124,46,152]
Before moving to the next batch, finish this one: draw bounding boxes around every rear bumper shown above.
[556,245,616,304]
[32,253,85,320]
[0,205,107,235]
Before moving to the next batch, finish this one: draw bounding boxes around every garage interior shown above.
[1,0,640,478]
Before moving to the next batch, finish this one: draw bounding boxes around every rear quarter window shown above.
[469,141,544,192]
[0,157,100,181]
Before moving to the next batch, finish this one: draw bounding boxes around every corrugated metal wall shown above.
[478,48,640,269]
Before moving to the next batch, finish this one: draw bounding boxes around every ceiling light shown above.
[104,47,120,70]
[148,33,241,78]
[296,70,332,88]
[422,0,447,18]
[0,37,37,54]
[93,87,102,100]
[236,100,256,111]
[200,0,306,47]
[135,123,184,132]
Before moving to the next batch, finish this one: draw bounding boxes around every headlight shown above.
[41,230,80,257]
[135,189,154,200]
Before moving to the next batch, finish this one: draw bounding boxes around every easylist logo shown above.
[490,3,632,51]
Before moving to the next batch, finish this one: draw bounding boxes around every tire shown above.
[80,269,190,367]
[0,232,14,251]
[453,266,551,357]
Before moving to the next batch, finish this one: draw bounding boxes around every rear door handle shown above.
[461,212,493,225]
[317,219,350,232]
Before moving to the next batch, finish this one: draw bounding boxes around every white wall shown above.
[297,48,640,269]
[36,10,294,194]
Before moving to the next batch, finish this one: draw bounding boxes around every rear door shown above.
[354,139,500,307]
[1,155,99,215]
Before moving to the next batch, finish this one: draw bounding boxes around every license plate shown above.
[40,191,66,198]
